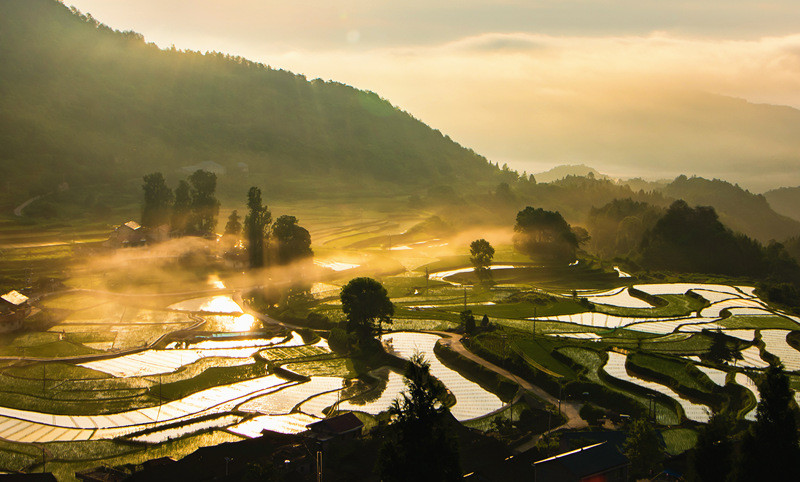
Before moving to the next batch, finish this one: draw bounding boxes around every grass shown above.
[661,428,698,455]
[718,315,800,330]
[157,363,268,401]
[282,359,353,378]
[595,294,706,318]
[513,338,576,378]
[627,353,714,394]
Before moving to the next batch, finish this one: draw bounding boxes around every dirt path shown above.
[432,331,587,438]
[13,195,43,217]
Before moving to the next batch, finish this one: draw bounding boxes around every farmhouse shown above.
[532,441,629,482]
[106,221,147,248]
[0,290,30,333]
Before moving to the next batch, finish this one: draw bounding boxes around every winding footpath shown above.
[432,331,587,438]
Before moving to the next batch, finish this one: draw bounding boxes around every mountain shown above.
[764,187,800,222]
[0,0,496,207]
[533,165,608,184]
[660,176,800,243]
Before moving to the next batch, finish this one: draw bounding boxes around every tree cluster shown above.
[513,206,581,263]
[141,169,219,237]
[243,186,313,269]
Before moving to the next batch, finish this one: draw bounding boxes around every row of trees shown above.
[141,170,220,237]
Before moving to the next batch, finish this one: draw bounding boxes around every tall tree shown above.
[340,277,394,338]
[731,363,800,481]
[377,354,460,481]
[270,215,313,265]
[460,310,476,334]
[244,187,271,269]
[688,412,733,482]
[224,210,242,236]
[170,180,191,236]
[141,172,173,228]
[622,419,664,480]
[187,170,220,236]
[469,238,494,281]
[513,206,578,263]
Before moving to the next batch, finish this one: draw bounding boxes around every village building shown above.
[532,441,629,482]
[106,221,147,248]
[0,290,30,333]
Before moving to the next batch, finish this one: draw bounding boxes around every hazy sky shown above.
[66,0,800,191]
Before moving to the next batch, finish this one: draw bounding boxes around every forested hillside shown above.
[0,0,495,207]
[764,186,800,222]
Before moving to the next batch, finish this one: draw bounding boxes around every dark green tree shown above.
[270,215,313,265]
[469,238,495,281]
[340,277,393,338]
[481,314,490,329]
[622,419,664,480]
[171,180,191,236]
[224,210,242,236]
[731,363,800,481]
[460,310,476,334]
[687,412,733,482]
[705,329,735,364]
[187,170,220,236]
[141,172,173,228]
[377,354,460,481]
[244,187,271,269]
[513,206,578,263]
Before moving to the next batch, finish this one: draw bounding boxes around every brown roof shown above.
[306,412,363,435]
[1,291,28,306]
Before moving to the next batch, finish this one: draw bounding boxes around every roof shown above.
[1,291,28,306]
[123,221,141,230]
[533,441,629,481]
[307,412,363,435]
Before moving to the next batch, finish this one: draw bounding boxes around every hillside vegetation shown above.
[0,0,495,208]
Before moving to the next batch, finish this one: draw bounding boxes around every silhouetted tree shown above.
[460,310,476,334]
[340,277,393,338]
[469,238,494,281]
[481,314,490,329]
[141,172,173,228]
[171,180,191,235]
[687,412,733,482]
[244,187,271,269]
[513,206,578,263]
[224,210,242,236]
[377,354,460,481]
[187,170,220,236]
[623,419,664,480]
[270,215,312,265]
[731,363,800,481]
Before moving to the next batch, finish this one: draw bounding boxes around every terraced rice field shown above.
[603,352,711,423]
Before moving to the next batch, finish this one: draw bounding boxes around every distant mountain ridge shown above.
[0,0,496,205]
[529,165,800,243]
[764,187,800,223]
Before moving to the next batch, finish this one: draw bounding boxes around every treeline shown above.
[140,171,312,268]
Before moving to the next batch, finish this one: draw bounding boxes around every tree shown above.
[141,172,173,228]
[731,363,800,481]
[244,187,271,269]
[270,215,313,265]
[224,210,242,236]
[705,329,734,364]
[171,180,191,235]
[340,277,394,338]
[513,206,578,263]
[481,314,490,329]
[460,310,476,334]
[377,354,460,481]
[187,169,220,236]
[622,418,664,480]
[687,412,733,482]
[469,239,494,281]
